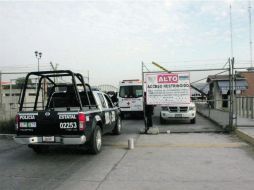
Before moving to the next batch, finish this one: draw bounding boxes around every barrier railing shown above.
[236,96,254,119]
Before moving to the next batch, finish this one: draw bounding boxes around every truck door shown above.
[103,94,117,130]
[96,93,112,132]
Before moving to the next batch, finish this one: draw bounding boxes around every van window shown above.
[119,85,143,98]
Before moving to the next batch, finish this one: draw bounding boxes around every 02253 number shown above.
[60,122,77,129]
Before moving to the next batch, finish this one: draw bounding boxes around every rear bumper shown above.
[14,135,86,145]
[119,107,143,112]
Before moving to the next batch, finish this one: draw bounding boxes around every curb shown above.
[196,111,226,132]
[0,134,14,140]
[235,129,254,146]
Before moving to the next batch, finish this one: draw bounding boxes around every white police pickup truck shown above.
[160,102,196,124]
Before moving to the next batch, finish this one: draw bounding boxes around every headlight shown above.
[189,106,196,111]
[162,106,168,111]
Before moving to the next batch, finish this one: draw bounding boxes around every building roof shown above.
[0,81,12,85]
[207,74,245,83]
[191,83,209,95]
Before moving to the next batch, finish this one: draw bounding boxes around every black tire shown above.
[113,117,122,135]
[160,115,166,124]
[89,125,102,154]
[29,145,49,154]
[191,117,196,124]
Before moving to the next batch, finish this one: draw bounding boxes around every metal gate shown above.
[141,58,251,133]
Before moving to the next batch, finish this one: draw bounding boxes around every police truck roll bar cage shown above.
[19,70,95,111]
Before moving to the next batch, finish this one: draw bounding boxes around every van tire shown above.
[191,117,196,124]
[160,115,166,124]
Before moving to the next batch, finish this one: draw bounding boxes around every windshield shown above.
[119,85,143,98]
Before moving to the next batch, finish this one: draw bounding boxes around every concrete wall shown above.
[0,88,42,120]
[240,72,254,96]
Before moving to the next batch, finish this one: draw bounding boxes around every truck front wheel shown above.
[89,125,102,154]
[112,117,122,135]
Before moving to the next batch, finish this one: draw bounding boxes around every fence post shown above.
[246,97,249,118]
[236,97,239,116]
[237,96,241,116]
[243,97,245,117]
[246,97,248,118]
[251,97,254,119]
[239,97,242,116]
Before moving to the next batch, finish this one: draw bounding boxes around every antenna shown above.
[229,4,234,58]
[249,1,253,68]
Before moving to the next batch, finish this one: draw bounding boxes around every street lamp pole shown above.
[34,51,42,73]
[34,51,42,92]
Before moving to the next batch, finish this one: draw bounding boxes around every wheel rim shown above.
[117,118,121,131]
[96,129,102,150]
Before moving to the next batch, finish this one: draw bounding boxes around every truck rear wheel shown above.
[89,125,102,154]
[113,117,122,135]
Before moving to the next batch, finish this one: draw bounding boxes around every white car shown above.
[160,102,196,124]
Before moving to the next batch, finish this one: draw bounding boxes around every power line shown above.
[191,70,228,84]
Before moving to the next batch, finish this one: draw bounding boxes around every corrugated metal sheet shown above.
[218,80,248,94]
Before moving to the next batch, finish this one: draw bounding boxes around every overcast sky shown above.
[0,0,253,86]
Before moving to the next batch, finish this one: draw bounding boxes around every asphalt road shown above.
[1,116,254,190]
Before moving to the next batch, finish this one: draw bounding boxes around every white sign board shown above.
[145,72,191,105]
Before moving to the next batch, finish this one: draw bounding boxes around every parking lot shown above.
[1,114,254,190]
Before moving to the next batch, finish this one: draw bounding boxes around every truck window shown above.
[98,93,107,108]
[48,92,79,108]
[119,86,143,98]
[104,94,113,108]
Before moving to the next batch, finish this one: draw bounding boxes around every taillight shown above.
[15,115,19,131]
[78,113,86,131]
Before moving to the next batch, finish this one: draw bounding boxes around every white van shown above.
[118,80,143,117]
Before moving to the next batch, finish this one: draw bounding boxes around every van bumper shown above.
[14,135,86,145]
[160,111,196,120]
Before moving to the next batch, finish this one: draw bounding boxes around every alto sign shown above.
[145,72,191,105]
[157,74,178,83]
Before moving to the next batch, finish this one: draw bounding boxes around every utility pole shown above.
[229,4,234,58]
[50,61,58,71]
[229,57,235,130]
[0,71,2,106]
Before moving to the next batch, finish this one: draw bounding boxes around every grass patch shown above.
[0,119,15,134]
